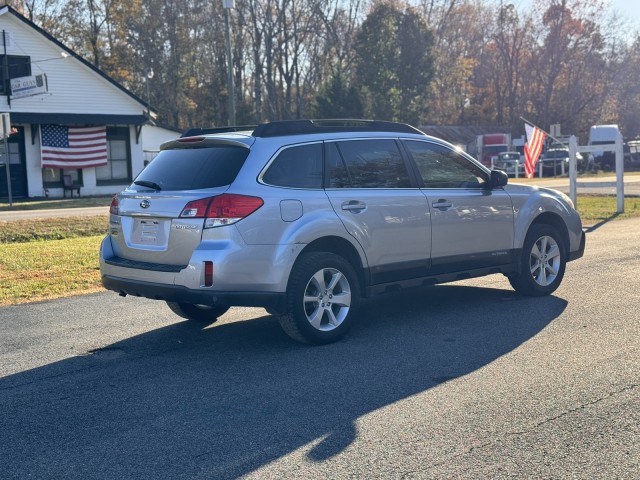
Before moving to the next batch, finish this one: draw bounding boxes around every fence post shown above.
[615,132,624,213]
[569,135,578,207]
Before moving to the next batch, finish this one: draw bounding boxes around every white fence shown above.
[568,133,625,213]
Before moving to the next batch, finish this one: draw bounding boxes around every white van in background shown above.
[588,124,620,171]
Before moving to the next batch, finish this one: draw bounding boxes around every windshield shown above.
[131,145,249,191]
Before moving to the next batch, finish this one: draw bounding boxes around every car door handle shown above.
[432,200,452,211]
[342,201,366,212]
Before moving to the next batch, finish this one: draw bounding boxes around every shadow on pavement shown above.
[0,285,567,479]
[584,212,621,233]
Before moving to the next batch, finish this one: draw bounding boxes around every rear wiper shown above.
[133,180,162,191]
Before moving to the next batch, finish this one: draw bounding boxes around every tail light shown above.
[180,194,264,228]
[109,195,119,215]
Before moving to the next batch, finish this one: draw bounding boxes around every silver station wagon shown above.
[100,119,585,344]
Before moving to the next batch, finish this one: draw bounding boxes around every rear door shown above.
[402,140,515,273]
[324,138,431,284]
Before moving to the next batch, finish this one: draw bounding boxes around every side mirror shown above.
[489,169,508,188]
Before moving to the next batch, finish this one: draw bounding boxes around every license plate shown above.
[131,219,164,246]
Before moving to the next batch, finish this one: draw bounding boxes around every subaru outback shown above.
[100,119,585,344]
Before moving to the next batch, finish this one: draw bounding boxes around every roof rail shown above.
[252,119,424,138]
[180,125,257,138]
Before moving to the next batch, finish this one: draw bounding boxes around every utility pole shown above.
[223,0,236,126]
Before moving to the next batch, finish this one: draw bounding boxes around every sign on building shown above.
[10,73,48,99]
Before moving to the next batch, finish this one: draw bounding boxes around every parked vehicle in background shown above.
[493,151,524,177]
[539,147,586,176]
[478,133,511,168]
[100,119,585,345]
[626,140,640,170]
[588,124,620,171]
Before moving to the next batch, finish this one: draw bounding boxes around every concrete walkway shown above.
[0,206,109,221]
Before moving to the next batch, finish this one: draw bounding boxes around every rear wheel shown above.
[279,252,360,344]
[509,224,566,296]
[166,301,229,322]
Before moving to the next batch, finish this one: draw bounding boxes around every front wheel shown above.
[509,224,566,296]
[166,301,229,323]
[279,252,360,344]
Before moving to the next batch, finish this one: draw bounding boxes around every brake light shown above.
[180,194,264,228]
[177,136,205,143]
[109,195,119,215]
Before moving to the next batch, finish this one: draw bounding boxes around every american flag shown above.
[40,124,108,169]
[524,123,546,179]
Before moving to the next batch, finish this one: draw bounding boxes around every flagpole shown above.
[519,116,566,146]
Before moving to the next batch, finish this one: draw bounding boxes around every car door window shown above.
[327,139,411,188]
[403,140,488,188]
[262,143,323,188]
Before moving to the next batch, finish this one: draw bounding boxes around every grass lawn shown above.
[577,195,640,223]
[0,215,108,243]
[0,235,104,306]
[0,215,108,306]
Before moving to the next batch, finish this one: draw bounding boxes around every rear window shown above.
[131,146,249,191]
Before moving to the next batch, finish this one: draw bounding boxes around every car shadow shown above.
[1,285,567,479]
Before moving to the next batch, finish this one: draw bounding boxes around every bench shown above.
[63,174,81,198]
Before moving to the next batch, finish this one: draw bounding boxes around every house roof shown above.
[0,4,155,123]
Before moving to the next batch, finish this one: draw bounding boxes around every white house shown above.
[0,5,178,200]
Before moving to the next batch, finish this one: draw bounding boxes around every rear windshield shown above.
[130,145,249,191]
[544,150,568,159]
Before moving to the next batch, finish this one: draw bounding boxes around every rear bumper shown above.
[102,274,285,309]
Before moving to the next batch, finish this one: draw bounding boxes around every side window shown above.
[328,139,411,188]
[404,140,488,188]
[263,143,323,188]
[326,142,351,187]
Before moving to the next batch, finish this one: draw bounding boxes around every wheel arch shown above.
[527,212,570,256]
[296,236,368,292]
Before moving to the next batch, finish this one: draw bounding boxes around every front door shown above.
[402,139,515,273]
[0,126,28,200]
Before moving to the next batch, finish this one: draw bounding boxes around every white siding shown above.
[0,9,156,198]
[0,13,144,115]
[141,125,181,163]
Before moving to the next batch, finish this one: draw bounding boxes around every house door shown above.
[0,126,28,200]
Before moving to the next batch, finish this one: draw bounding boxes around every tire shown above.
[509,224,566,296]
[166,301,229,322]
[278,252,360,344]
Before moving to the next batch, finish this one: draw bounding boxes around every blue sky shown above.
[514,0,640,38]
[515,0,640,19]
[609,0,640,18]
